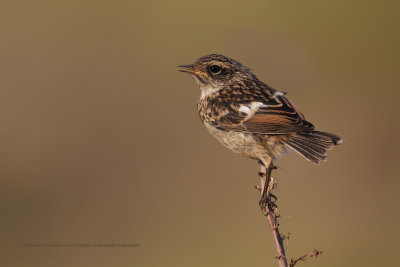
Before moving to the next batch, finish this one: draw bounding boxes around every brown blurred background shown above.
[1,1,399,266]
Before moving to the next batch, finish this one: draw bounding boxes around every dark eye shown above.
[209,65,222,75]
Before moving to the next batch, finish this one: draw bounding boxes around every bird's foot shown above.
[259,195,277,216]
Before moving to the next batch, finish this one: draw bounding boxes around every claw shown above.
[259,200,269,215]
[259,197,272,215]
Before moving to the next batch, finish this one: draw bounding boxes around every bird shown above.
[177,54,343,208]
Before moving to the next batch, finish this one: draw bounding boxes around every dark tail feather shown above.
[282,131,343,164]
[314,131,343,146]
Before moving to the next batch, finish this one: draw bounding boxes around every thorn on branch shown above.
[281,232,290,241]
[254,185,262,192]
[281,232,291,247]
[289,249,322,267]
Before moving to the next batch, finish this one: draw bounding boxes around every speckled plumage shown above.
[178,54,343,166]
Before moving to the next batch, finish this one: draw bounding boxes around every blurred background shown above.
[1,0,399,266]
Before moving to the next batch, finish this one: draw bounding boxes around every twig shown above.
[289,249,322,267]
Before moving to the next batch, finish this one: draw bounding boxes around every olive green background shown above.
[1,1,399,266]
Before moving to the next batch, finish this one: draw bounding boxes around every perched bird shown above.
[177,54,343,205]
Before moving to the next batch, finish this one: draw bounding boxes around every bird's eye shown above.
[209,65,222,75]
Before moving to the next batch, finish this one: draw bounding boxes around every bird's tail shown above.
[282,131,343,164]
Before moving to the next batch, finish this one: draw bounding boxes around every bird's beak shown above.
[177,64,194,73]
[177,64,208,77]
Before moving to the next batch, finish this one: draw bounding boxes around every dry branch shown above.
[259,163,288,267]
[258,163,322,267]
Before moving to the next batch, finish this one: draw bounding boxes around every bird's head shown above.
[177,54,255,98]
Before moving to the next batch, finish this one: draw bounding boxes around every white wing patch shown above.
[239,102,264,116]
[238,105,251,114]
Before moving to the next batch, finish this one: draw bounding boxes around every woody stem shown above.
[260,162,288,267]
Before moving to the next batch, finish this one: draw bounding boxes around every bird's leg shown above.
[258,159,267,191]
[258,160,275,215]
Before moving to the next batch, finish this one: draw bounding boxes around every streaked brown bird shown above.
[177,54,343,208]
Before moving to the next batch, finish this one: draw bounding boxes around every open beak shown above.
[177,64,208,77]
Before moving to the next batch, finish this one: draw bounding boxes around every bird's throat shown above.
[194,77,221,100]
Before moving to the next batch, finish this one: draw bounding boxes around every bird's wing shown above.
[209,93,314,134]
